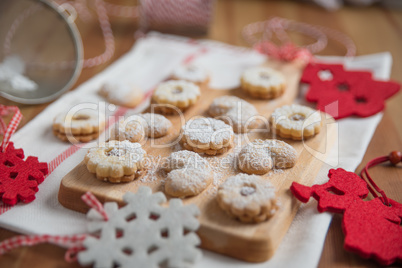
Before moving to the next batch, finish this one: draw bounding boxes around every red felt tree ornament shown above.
[290,153,402,266]
[0,105,48,206]
[301,63,400,119]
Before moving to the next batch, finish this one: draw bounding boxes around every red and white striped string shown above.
[0,191,109,262]
[242,17,356,62]
[0,105,22,152]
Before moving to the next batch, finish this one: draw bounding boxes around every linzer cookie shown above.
[171,64,209,87]
[208,96,260,133]
[269,104,322,140]
[99,82,144,108]
[53,109,105,143]
[84,140,146,183]
[110,113,172,142]
[180,117,234,156]
[139,113,172,138]
[109,115,147,143]
[238,139,297,175]
[241,67,286,99]
[217,173,279,223]
[151,80,200,114]
[163,150,213,198]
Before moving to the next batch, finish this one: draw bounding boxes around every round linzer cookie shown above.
[163,150,213,198]
[180,117,234,156]
[139,113,172,138]
[110,113,172,142]
[238,139,297,175]
[99,82,144,108]
[208,96,260,133]
[269,104,322,140]
[53,109,105,143]
[151,80,200,114]
[217,173,279,223]
[84,140,147,183]
[240,67,286,99]
[171,64,209,87]
[109,115,147,143]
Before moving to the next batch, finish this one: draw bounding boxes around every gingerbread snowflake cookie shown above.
[238,139,297,175]
[181,117,234,156]
[151,80,200,114]
[110,113,172,142]
[241,67,286,99]
[99,82,144,108]
[84,140,147,183]
[269,104,322,140]
[208,96,260,133]
[217,174,279,223]
[163,150,213,198]
[53,109,105,143]
[171,64,209,87]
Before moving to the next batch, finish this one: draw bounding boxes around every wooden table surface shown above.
[0,0,401,267]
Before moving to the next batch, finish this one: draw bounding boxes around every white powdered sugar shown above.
[0,55,37,92]
[172,64,209,83]
[139,113,172,137]
[239,139,297,169]
[218,173,276,209]
[270,104,322,132]
[86,140,146,168]
[54,109,104,130]
[182,117,234,146]
[100,82,142,103]
[154,80,200,102]
[208,96,259,132]
[110,116,146,142]
[242,66,285,88]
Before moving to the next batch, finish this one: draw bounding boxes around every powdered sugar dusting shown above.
[154,80,200,102]
[242,67,285,88]
[182,117,234,146]
[172,64,208,83]
[209,96,259,133]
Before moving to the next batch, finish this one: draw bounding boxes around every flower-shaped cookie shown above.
[84,140,147,183]
[180,117,234,155]
[217,173,279,223]
[269,104,322,140]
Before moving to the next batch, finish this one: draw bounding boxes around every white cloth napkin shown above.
[0,32,392,267]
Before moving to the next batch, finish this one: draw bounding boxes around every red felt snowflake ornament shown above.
[301,63,400,119]
[291,167,402,265]
[0,142,48,205]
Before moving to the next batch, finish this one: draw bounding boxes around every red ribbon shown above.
[0,192,108,262]
[242,17,356,63]
[0,105,22,152]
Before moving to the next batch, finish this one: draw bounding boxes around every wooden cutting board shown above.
[58,61,337,263]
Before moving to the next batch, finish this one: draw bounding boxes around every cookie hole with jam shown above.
[259,72,270,79]
[240,185,256,196]
[172,86,183,94]
[289,113,305,121]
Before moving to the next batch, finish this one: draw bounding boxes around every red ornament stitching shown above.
[301,63,400,119]
[0,142,48,205]
[291,168,402,265]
